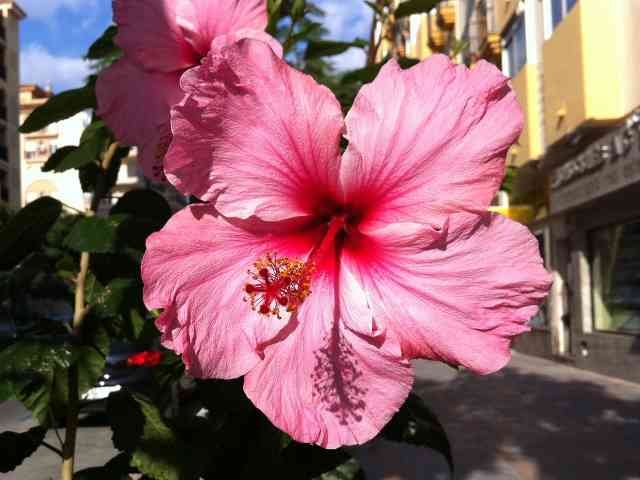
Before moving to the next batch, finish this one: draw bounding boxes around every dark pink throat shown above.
[307,214,347,266]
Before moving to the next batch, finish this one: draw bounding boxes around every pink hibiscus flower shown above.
[96,0,280,181]
[142,39,552,447]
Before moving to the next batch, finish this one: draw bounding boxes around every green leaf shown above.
[74,453,131,480]
[86,25,121,60]
[285,21,322,52]
[19,83,96,133]
[153,351,184,395]
[398,57,420,69]
[0,426,46,473]
[0,340,72,424]
[79,163,101,193]
[341,62,384,84]
[317,458,365,480]
[267,0,283,35]
[12,375,53,425]
[78,146,129,194]
[268,0,283,15]
[306,39,368,59]
[75,341,110,399]
[381,393,453,473]
[0,341,72,376]
[291,0,306,20]
[110,189,172,225]
[109,190,172,253]
[341,56,420,85]
[280,443,355,479]
[0,196,62,270]
[92,278,137,317]
[64,215,123,253]
[501,165,517,194]
[0,379,13,403]
[108,391,190,480]
[54,121,110,172]
[42,146,78,172]
[395,0,440,18]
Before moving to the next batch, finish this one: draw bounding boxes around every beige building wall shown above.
[541,4,584,147]
[20,85,143,212]
[0,1,24,209]
[20,85,89,211]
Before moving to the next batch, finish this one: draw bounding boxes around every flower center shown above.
[244,253,313,318]
[244,215,347,318]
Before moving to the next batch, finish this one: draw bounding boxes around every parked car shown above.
[81,341,162,408]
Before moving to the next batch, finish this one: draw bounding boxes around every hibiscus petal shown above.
[142,203,318,378]
[176,0,267,57]
[341,55,523,225]
[354,213,552,374]
[244,270,413,448]
[210,28,284,59]
[113,0,199,71]
[166,39,344,221]
[137,123,174,182]
[96,58,182,180]
[340,255,380,338]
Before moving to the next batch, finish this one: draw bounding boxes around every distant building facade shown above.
[19,84,143,212]
[380,0,640,383]
[0,1,24,209]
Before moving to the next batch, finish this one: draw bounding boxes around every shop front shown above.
[540,111,640,383]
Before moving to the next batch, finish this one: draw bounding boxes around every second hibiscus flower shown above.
[95,0,279,181]
[142,39,552,448]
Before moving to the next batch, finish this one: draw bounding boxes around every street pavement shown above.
[0,401,116,480]
[356,352,640,480]
[2,352,640,480]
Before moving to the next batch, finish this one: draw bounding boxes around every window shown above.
[590,219,640,334]
[529,231,549,328]
[0,170,8,202]
[504,15,526,76]
[546,0,578,37]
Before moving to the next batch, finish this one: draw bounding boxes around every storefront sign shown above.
[550,111,640,214]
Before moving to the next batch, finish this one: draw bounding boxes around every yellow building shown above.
[392,0,640,383]
[0,1,24,209]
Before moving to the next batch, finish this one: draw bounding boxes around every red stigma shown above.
[244,253,313,319]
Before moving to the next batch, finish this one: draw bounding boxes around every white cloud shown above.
[19,0,97,21]
[316,0,373,72]
[21,44,91,93]
[332,47,367,71]
[317,0,372,41]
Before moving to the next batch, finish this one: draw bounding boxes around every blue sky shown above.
[19,0,372,93]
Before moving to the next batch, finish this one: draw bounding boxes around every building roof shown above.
[0,1,26,20]
[20,84,52,99]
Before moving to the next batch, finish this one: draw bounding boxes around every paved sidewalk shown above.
[357,352,640,480]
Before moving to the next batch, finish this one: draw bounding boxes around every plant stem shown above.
[42,440,64,457]
[60,142,120,480]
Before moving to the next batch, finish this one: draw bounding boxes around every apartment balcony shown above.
[472,1,500,65]
[485,33,501,57]
[0,65,6,81]
[437,4,456,30]
[0,144,7,162]
[428,15,447,52]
